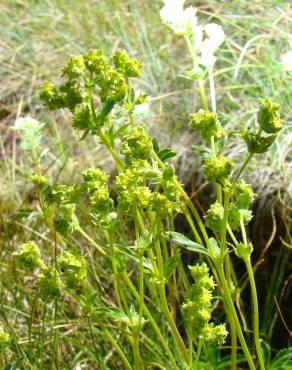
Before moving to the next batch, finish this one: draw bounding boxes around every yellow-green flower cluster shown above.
[112,50,142,78]
[205,201,224,232]
[58,250,87,290]
[234,181,255,209]
[40,49,142,134]
[183,263,227,344]
[115,161,182,216]
[258,98,282,134]
[242,98,282,154]
[227,181,255,230]
[189,109,225,143]
[203,156,234,184]
[120,125,152,162]
[37,268,62,302]
[43,183,81,234]
[13,241,42,270]
[115,167,151,213]
[55,204,79,234]
[83,168,113,219]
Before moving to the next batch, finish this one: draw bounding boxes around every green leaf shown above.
[163,251,181,280]
[115,244,152,271]
[157,148,176,162]
[95,307,130,326]
[99,100,115,122]
[260,339,271,366]
[208,237,221,259]
[269,348,292,369]
[216,355,247,369]
[163,231,209,255]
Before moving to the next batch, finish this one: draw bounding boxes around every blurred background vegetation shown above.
[0,0,291,368]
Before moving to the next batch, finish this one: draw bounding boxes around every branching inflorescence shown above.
[8,2,286,370]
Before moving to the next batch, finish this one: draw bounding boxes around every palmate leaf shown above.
[163,231,210,255]
[95,307,130,326]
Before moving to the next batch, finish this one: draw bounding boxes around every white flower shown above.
[199,23,225,68]
[160,1,198,35]
[281,51,292,72]
[160,1,225,69]
[13,115,45,150]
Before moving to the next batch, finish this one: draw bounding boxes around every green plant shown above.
[2,2,291,370]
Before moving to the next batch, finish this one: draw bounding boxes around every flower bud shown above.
[203,156,234,184]
[258,98,282,134]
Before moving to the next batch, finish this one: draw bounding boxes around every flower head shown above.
[160,1,198,35]
[199,23,225,68]
[13,241,42,270]
[160,3,224,69]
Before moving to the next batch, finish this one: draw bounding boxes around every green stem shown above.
[40,302,47,368]
[28,292,38,355]
[123,273,178,369]
[195,337,203,366]
[217,263,256,370]
[77,226,105,256]
[133,328,142,370]
[220,153,253,256]
[87,316,99,362]
[159,285,188,362]
[184,35,208,111]
[188,332,193,366]
[102,326,133,370]
[230,315,238,370]
[208,68,216,113]
[245,259,266,370]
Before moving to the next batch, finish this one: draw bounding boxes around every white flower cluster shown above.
[13,115,45,151]
[160,0,224,69]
